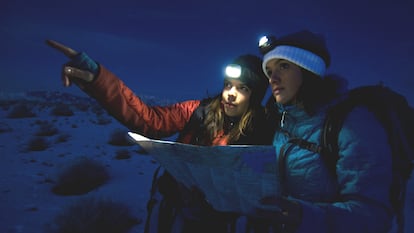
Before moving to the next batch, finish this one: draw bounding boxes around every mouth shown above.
[272,87,283,95]
[223,102,237,109]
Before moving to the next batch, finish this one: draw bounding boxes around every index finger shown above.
[45,39,78,58]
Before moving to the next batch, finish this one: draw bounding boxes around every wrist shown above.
[72,52,99,76]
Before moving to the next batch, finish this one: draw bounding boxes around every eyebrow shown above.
[266,59,285,69]
[275,59,289,65]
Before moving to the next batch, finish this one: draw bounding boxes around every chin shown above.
[224,109,237,117]
[275,97,287,105]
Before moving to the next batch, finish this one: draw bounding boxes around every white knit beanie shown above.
[262,30,330,78]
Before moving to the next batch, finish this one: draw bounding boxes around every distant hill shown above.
[0,90,176,107]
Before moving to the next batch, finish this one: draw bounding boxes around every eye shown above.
[279,62,290,70]
[239,85,251,94]
[224,81,232,89]
[265,69,272,78]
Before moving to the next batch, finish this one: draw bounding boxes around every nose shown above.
[268,72,281,84]
[227,86,237,100]
[228,86,237,94]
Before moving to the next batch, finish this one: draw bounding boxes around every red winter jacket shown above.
[82,65,216,142]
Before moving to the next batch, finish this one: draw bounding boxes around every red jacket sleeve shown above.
[81,65,201,139]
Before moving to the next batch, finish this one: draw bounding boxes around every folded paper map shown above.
[128,132,281,214]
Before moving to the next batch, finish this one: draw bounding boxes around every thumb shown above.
[63,66,95,83]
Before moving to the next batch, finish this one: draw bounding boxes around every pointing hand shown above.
[46,40,98,87]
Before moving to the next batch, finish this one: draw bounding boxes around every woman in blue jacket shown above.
[256,30,394,233]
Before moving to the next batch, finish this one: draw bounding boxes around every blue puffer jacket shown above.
[273,102,394,233]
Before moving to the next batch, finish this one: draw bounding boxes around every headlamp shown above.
[225,64,242,78]
[224,63,262,90]
[258,35,277,55]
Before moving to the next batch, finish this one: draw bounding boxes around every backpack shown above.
[320,85,414,233]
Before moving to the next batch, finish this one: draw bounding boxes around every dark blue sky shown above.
[1,0,414,104]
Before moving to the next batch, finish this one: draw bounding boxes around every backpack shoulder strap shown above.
[320,93,357,176]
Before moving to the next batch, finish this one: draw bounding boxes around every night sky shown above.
[2,0,414,104]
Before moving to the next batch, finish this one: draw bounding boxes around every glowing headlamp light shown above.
[225,64,242,78]
[258,35,277,55]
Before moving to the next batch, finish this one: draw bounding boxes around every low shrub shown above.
[7,103,36,118]
[50,104,74,117]
[26,137,50,151]
[52,157,110,195]
[90,115,112,125]
[107,129,134,146]
[55,133,71,143]
[47,197,140,233]
[115,150,131,160]
[0,122,12,133]
[35,121,59,137]
[74,103,89,112]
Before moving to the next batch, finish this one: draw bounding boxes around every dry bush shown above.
[54,133,71,143]
[47,197,140,233]
[50,104,74,117]
[26,137,50,151]
[107,129,134,146]
[0,122,12,133]
[52,157,110,195]
[115,150,131,160]
[7,103,36,118]
[74,102,89,112]
[90,115,112,125]
[35,121,59,136]
[91,105,105,116]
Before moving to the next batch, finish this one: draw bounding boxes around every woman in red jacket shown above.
[47,40,274,233]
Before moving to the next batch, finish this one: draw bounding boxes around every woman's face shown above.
[265,59,303,105]
[221,79,252,117]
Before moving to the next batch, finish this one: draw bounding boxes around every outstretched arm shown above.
[46,39,200,138]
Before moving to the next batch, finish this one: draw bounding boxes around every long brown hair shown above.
[296,69,347,115]
[202,94,261,144]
